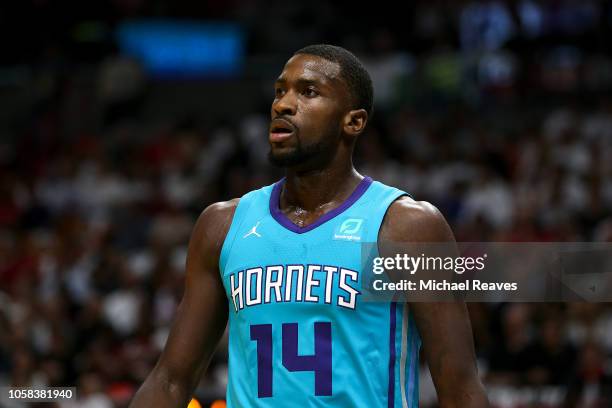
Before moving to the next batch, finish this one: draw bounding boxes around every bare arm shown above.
[380,197,489,408]
[129,199,238,407]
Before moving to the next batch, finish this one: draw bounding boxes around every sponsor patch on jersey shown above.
[333,217,365,241]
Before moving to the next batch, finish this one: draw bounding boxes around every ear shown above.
[343,109,368,137]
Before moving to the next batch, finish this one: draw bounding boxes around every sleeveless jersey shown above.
[219,176,421,407]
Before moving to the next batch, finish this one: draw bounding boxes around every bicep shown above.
[158,262,228,387]
[411,301,478,383]
[154,205,231,390]
[381,198,485,403]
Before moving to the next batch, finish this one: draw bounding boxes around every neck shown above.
[281,160,362,212]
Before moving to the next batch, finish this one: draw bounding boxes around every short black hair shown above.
[294,44,373,117]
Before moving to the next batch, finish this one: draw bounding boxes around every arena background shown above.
[1,1,612,407]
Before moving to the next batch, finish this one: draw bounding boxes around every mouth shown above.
[269,118,296,143]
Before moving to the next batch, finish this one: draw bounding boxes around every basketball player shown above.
[130,45,489,407]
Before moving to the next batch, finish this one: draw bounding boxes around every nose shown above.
[272,90,297,117]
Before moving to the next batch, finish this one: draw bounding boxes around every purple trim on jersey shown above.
[269,176,373,234]
[407,317,418,407]
[388,302,397,408]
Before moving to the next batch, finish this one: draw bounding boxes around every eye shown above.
[275,87,285,97]
[303,87,318,97]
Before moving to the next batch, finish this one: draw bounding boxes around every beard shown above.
[268,137,331,168]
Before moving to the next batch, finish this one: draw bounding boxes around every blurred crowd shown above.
[2,0,612,407]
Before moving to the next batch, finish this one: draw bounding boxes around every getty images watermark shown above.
[360,242,612,302]
[370,252,518,292]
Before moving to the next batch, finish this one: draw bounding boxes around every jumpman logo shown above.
[243,221,262,238]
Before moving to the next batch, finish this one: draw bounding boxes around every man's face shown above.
[268,54,349,168]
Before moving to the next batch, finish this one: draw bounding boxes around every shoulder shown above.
[199,198,240,223]
[380,195,455,243]
[190,198,240,261]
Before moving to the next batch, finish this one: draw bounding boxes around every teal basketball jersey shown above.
[219,176,421,407]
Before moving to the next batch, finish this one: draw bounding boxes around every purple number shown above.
[282,322,332,396]
[250,324,273,397]
[250,322,332,398]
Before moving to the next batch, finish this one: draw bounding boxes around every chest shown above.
[222,214,374,313]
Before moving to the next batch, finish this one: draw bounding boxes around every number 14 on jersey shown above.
[250,322,332,398]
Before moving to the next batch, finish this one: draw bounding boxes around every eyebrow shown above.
[275,77,326,87]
